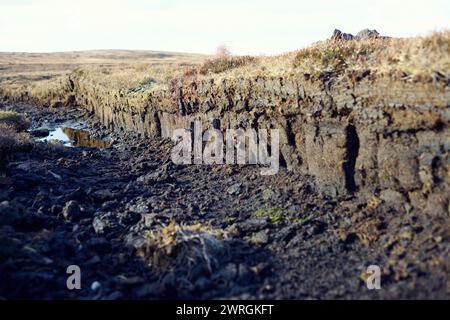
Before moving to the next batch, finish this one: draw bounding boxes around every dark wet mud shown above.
[0,103,448,300]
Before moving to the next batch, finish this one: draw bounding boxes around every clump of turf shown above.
[140,221,229,275]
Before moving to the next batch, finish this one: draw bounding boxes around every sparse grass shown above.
[199,56,256,75]
[293,31,450,75]
[253,208,285,225]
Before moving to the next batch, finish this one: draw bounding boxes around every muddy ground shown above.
[0,103,448,299]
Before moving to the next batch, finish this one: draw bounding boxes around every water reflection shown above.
[62,128,111,148]
[40,127,111,148]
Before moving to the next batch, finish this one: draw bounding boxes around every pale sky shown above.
[1,0,449,55]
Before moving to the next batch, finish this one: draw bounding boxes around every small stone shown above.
[249,230,269,245]
[92,216,107,234]
[30,128,50,138]
[237,217,269,233]
[262,187,275,201]
[227,183,242,195]
[63,200,81,220]
[380,189,406,209]
[90,281,101,291]
[92,189,115,201]
[137,170,174,185]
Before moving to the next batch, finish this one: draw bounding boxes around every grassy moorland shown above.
[0,50,208,105]
[1,31,448,107]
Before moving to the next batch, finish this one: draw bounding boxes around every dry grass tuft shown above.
[140,221,228,275]
[199,56,256,75]
[0,123,31,165]
[0,123,17,154]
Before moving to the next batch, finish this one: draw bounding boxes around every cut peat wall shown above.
[4,71,450,215]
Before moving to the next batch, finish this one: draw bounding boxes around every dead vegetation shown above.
[199,56,256,75]
[138,221,228,275]
[0,110,31,165]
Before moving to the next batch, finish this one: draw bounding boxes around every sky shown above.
[0,0,449,55]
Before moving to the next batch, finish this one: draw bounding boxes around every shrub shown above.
[0,110,30,132]
[199,56,256,75]
[215,44,231,57]
[0,123,17,164]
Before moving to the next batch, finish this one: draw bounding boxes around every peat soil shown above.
[0,103,448,299]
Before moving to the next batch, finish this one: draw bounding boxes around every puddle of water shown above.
[40,128,72,146]
[40,127,111,148]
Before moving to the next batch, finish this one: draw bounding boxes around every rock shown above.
[90,281,101,291]
[137,170,174,185]
[128,202,150,214]
[125,234,148,251]
[356,29,380,39]
[92,216,107,234]
[331,28,382,41]
[262,187,276,201]
[141,213,157,228]
[380,189,406,208]
[331,29,354,41]
[92,189,115,201]
[101,200,118,210]
[249,230,269,245]
[29,128,50,138]
[62,200,81,220]
[227,183,242,195]
[236,217,269,233]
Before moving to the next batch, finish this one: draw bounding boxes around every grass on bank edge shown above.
[189,30,450,80]
[0,30,448,105]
